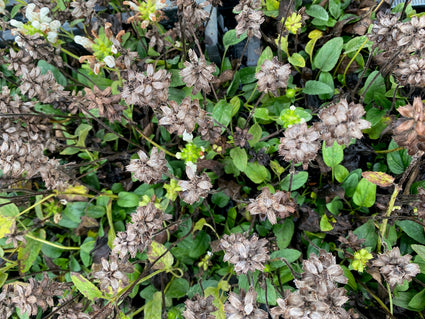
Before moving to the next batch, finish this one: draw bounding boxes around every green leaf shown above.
[353,220,378,250]
[270,160,285,179]
[223,29,247,49]
[393,291,418,311]
[313,37,343,72]
[341,265,357,290]
[335,165,349,183]
[227,71,240,96]
[353,178,376,208]
[322,140,344,168]
[320,214,334,231]
[117,192,140,207]
[343,36,371,54]
[244,162,270,184]
[256,47,274,73]
[230,96,241,116]
[147,241,174,270]
[306,4,329,21]
[303,80,333,95]
[254,108,271,121]
[212,100,233,127]
[318,71,334,100]
[11,4,23,18]
[326,197,343,216]
[273,218,295,249]
[80,240,95,267]
[408,288,425,311]
[75,124,92,148]
[342,171,360,197]
[230,147,248,172]
[71,272,104,301]
[280,171,308,191]
[0,198,20,217]
[248,123,262,146]
[239,67,257,84]
[288,53,306,68]
[169,69,185,87]
[396,220,425,244]
[270,249,301,264]
[387,140,412,175]
[165,278,190,299]
[211,192,230,208]
[18,230,45,274]
[412,244,425,262]
[329,0,342,18]
[360,70,386,104]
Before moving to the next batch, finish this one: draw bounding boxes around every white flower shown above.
[111,45,118,54]
[103,55,116,68]
[25,3,37,22]
[74,35,94,49]
[9,19,24,29]
[186,161,197,172]
[50,20,61,31]
[155,0,166,10]
[182,130,193,142]
[0,0,6,15]
[39,7,52,23]
[47,31,58,43]
[290,105,296,111]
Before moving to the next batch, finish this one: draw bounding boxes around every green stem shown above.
[387,282,393,315]
[342,38,368,86]
[379,185,400,247]
[18,194,56,217]
[25,234,80,250]
[134,127,176,157]
[374,147,405,154]
[60,47,81,60]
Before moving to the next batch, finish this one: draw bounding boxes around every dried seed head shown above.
[235,5,264,39]
[180,49,216,95]
[177,0,210,28]
[126,148,168,184]
[316,98,371,146]
[178,165,212,204]
[271,250,350,319]
[393,97,425,155]
[394,55,425,88]
[158,97,206,135]
[93,254,134,294]
[112,202,172,258]
[372,247,420,289]
[368,12,400,51]
[219,233,269,274]
[183,294,217,319]
[279,122,320,169]
[255,57,291,96]
[338,230,365,252]
[224,287,268,319]
[122,65,171,108]
[84,86,125,122]
[247,187,296,224]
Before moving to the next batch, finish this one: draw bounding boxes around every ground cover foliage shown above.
[3,0,425,317]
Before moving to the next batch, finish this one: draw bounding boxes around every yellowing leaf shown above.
[18,230,45,274]
[147,241,174,271]
[0,216,15,240]
[362,171,395,187]
[71,272,104,301]
[308,29,323,40]
[288,53,306,67]
[63,184,89,195]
